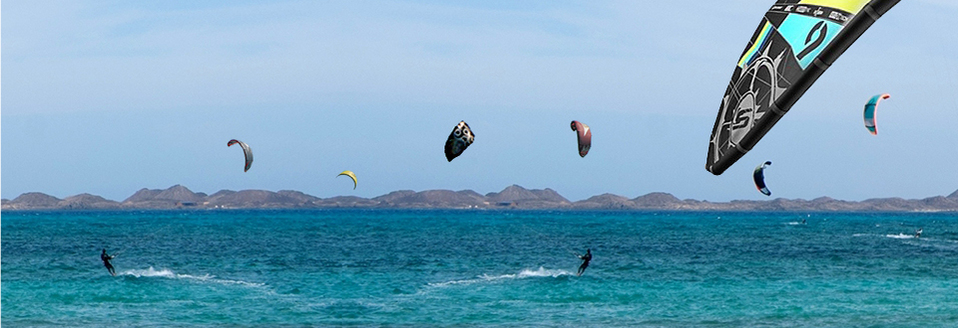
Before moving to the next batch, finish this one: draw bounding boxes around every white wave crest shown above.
[121,266,265,287]
[886,233,917,239]
[428,267,572,287]
[515,267,571,278]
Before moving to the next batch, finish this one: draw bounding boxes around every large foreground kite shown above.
[706,0,899,175]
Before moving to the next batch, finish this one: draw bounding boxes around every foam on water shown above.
[428,267,571,288]
[852,233,922,240]
[885,233,916,239]
[121,266,265,288]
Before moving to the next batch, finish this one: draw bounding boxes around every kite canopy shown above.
[706,0,900,175]
[863,93,890,135]
[338,170,358,189]
[570,120,592,157]
[444,121,475,162]
[753,161,773,196]
[227,139,253,172]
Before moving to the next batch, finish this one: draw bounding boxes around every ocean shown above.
[2,209,957,327]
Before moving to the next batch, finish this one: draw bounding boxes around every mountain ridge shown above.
[3,185,958,212]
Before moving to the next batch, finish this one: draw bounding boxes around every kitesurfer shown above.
[577,248,592,276]
[915,228,923,239]
[101,249,117,276]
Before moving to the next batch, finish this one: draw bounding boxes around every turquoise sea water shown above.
[3,210,958,327]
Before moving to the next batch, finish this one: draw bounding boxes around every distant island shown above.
[3,185,958,212]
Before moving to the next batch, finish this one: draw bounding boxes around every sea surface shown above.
[3,209,958,327]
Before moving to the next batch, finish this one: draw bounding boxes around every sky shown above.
[3,0,958,202]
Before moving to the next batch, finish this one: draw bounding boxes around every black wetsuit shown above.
[101,251,116,276]
[577,251,592,276]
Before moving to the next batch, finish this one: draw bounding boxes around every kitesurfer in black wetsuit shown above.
[915,228,923,239]
[577,248,592,276]
[101,249,116,276]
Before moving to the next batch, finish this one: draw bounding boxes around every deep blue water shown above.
[3,210,958,327]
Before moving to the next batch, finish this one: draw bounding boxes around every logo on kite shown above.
[227,139,253,172]
[337,170,358,190]
[570,120,592,157]
[444,121,475,162]
[863,94,890,135]
[753,161,772,196]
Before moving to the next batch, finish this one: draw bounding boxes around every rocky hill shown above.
[122,185,208,209]
[373,190,487,208]
[4,192,63,210]
[484,185,571,208]
[3,185,958,212]
[57,194,122,210]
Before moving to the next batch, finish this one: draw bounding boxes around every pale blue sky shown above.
[3,0,957,202]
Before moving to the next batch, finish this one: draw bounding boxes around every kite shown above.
[227,139,253,172]
[444,121,475,162]
[753,161,773,196]
[863,93,890,135]
[338,170,358,189]
[570,120,592,157]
